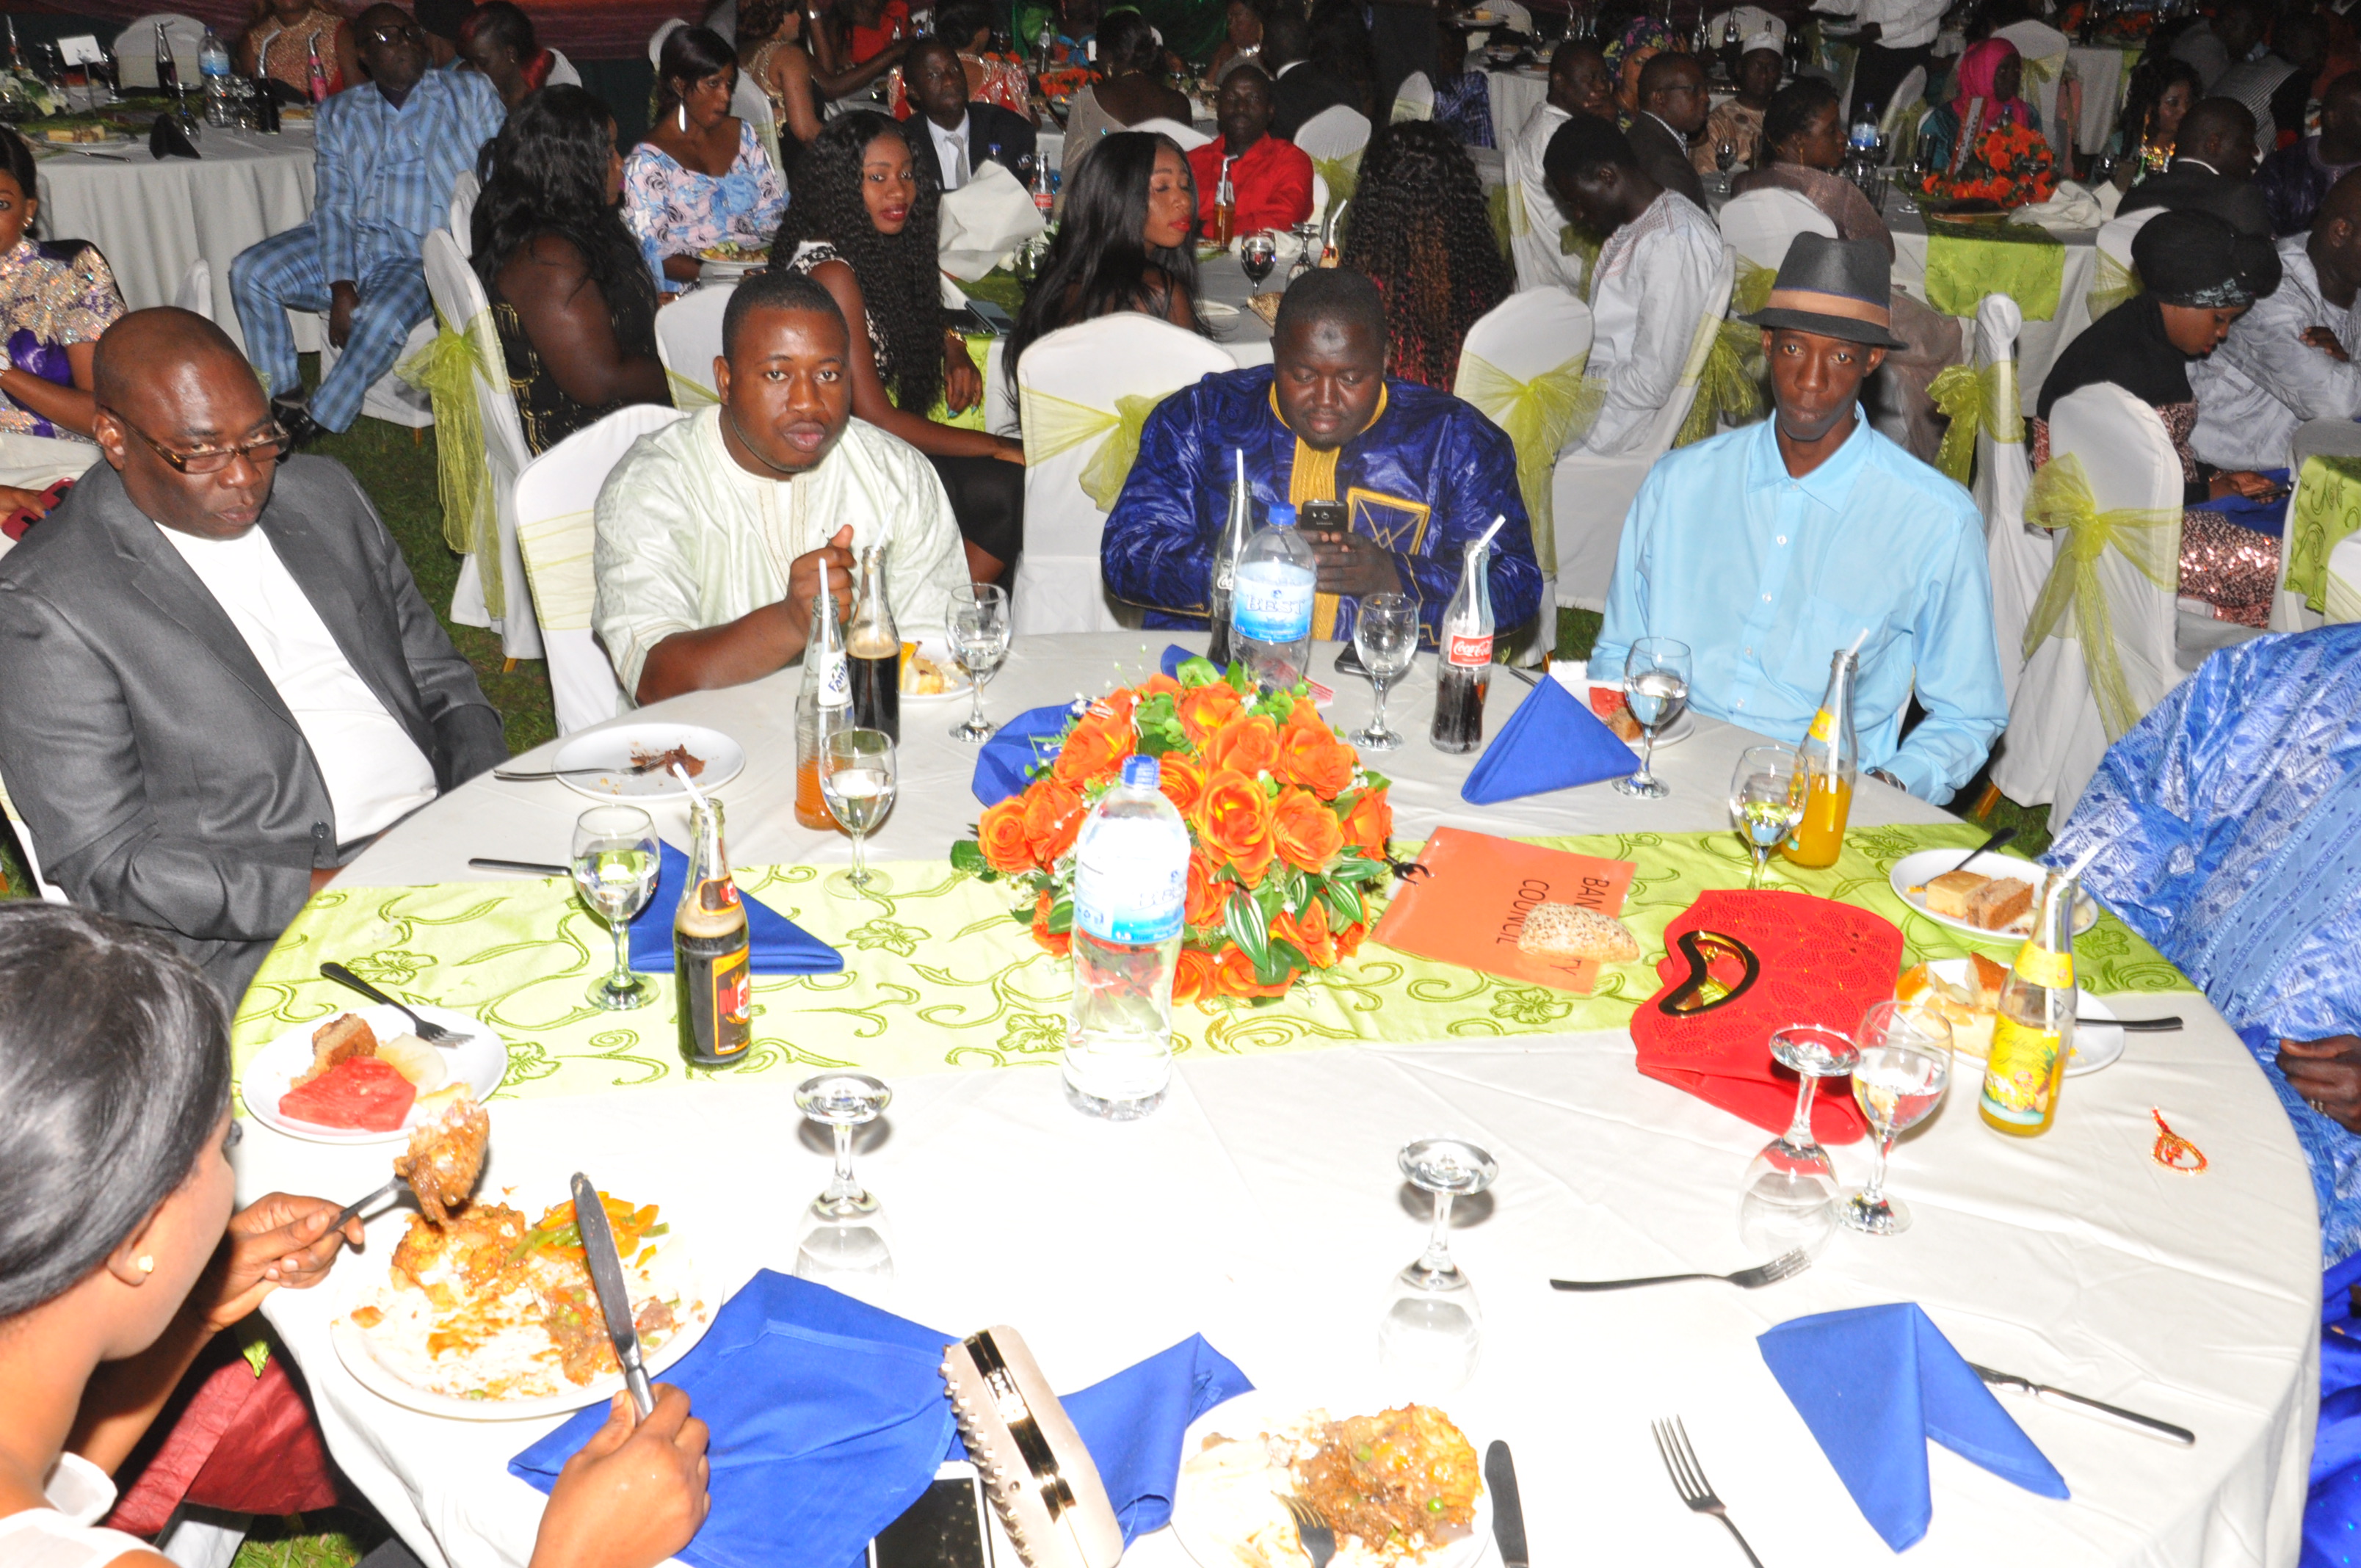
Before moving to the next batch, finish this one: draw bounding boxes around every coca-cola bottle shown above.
[1203,449,1253,669]
[1429,529,1496,755]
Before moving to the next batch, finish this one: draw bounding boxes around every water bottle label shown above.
[818,650,850,708]
[1446,634,1492,667]
[1233,565,1313,642]
[1076,823,1186,943]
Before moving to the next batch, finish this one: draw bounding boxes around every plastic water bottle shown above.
[200,26,232,126]
[1233,503,1317,692]
[1062,755,1191,1120]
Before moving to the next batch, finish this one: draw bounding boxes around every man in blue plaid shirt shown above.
[229,4,505,441]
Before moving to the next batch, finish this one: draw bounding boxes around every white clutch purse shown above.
[941,1326,1125,1568]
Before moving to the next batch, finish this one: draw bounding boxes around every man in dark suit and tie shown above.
[1264,9,1360,140]
[906,38,1037,187]
[0,309,506,1002]
[1625,49,1707,208]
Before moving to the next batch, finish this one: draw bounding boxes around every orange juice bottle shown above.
[1781,649,1858,869]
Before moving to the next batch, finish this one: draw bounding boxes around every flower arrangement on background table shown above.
[952,657,1395,1006]
[1918,120,2057,208]
[0,70,65,117]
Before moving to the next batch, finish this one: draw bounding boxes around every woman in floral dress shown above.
[0,129,124,442]
[623,26,788,294]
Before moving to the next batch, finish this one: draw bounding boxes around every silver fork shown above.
[1551,1248,1810,1292]
[319,962,476,1048]
[1278,1495,1335,1568]
[1654,1417,1763,1567]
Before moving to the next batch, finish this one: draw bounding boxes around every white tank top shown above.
[0,1453,155,1567]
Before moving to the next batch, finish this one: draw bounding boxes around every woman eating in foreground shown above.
[0,904,711,1568]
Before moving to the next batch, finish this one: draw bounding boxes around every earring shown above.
[678,101,689,132]
[136,1255,155,1275]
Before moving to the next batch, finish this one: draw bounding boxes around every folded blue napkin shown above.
[1758,1303,2067,1552]
[2191,466,2291,538]
[1459,675,1639,804]
[625,842,843,974]
[971,701,1083,807]
[510,1271,1252,1568]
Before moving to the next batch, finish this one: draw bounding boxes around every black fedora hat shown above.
[1741,233,1909,351]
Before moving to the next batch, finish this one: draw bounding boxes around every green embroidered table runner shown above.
[2289,453,2361,613]
[1923,218,2067,322]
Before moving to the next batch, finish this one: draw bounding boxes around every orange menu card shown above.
[1371,827,1639,992]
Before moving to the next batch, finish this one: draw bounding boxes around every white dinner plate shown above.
[1924,957,2122,1075]
[697,256,765,284]
[1561,671,1697,747]
[901,635,975,703]
[1171,1391,1492,1568]
[1889,849,2099,944]
[549,722,747,802]
[244,1003,509,1145]
[329,1192,714,1421]
[1198,300,1241,321]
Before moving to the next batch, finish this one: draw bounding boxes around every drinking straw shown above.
[671,762,711,816]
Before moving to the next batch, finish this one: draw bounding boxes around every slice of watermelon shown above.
[278,1056,418,1132]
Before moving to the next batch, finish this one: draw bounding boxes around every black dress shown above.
[491,256,664,457]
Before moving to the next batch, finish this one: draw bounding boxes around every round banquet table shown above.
[33,126,322,358]
[235,631,2318,1568]
[1882,192,2100,418]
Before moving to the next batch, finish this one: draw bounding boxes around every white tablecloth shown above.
[242,631,2318,1568]
[1485,65,1551,144]
[34,125,321,357]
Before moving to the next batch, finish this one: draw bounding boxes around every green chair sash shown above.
[2021,450,2180,740]
[1311,150,1359,218]
[1674,261,1774,449]
[1926,360,2023,484]
[2089,247,2141,321]
[397,308,503,619]
[1018,384,1170,511]
[2288,452,2361,612]
[1456,348,1600,571]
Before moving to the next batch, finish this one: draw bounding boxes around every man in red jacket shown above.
[1189,65,1316,237]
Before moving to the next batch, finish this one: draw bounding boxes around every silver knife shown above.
[1484,1440,1528,1568]
[570,1172,655,1420]
[1969,1362,2194,1446]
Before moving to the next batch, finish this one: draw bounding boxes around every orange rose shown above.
[1022,779,1087,865]
[1291,896,1338,968]
[1142,672,1184,700]
[1214,943,1292,999]
[1195,769,1277,884]
[1177,680,1246,742]
[1341,787,1393,860]
[1053,714,1134,788]
[976,798,1034,875]
[1275,716,1356,798]
[1030,890,1070,959]
[1335,921,1366,959]
[1184,847,1228,929]
[1172,946,1217,1006]
[1159,752,1208,815]
[1272,786,1345,873]
[1201,714,1280,779]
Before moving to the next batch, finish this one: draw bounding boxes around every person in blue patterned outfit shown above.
[1101,267,1541,649]
[229,4,506,443]
[2045,625,2361,1567]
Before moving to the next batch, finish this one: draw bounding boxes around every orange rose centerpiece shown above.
[952,656,1396,1003]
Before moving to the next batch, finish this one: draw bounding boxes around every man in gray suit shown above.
[0,309,506,1002]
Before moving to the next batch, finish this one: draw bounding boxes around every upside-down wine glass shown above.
[1378,1137,1498,1395]
[1349,592,1418,751]
[1738,1023,1860,1256]
[1729,744,1807,889]
[571,805,659,1010]
[948,582,1012,743]
[1840,999,1954,1235]
[821,728,897,896]
[1614,636,1690,799]
[792,1072,895,1293]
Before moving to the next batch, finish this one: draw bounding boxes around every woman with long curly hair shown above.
[1007,131,1206,388]
[1338,120,1511,388]
[2105,57,2202,190]
[778,111,1026,581]
[474,86,668,454]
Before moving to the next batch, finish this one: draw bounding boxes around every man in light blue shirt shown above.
[228,4,506,440]
[1592,234,2006,804]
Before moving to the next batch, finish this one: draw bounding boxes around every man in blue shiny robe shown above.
[2047,625,2361,1567]
[1100,269,1542,649]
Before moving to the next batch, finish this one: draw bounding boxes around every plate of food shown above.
[333,1177,714,1420]
[696,241,769,283]
[1557,669,1697,747]
[899,636,972,702]
[244,1007,508,1145]
[39,125,137,146]
[1888,849,2098,943]
[1199,299,1242,322]
[1898,955,2122,1075]
[548,722,747,802]
[1173,1395,1490,1568]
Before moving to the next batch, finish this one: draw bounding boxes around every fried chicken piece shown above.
[390,1204,529,1295]
[395,1094,490,1224]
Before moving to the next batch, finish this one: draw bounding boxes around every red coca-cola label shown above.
[1447,634,1493,667]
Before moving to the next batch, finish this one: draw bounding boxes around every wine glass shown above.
[1729,744,1806,889]
[1349,592,1418,751]
[1378,1137,1497,1395]
[821,728,897,896]
[947,583,1011,743]
[572,805,659,1010]
[792,1072,895,1294]
[1715,139,1736,173]
[1613,636,1691,799]
[1840,999,1954,1236]
[1239,231,1278,286]
[1738,1024,1860,1256]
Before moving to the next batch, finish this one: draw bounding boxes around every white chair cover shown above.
[420,227,543,660]
[112,12,204,87]
[1549,242,1735,610]
[1879,64,1928,149]
[2271,417,2361,631]
[320,320,439,429]
[2329,531,2361,623]
[1454,286,1595,658]
[1990,382,2178,818]
[1705,7,1785,48]
[1715,187,1837,273]
[171,255,211,319]
[648,18,689,66]
[1970,292,2042,705]
[1501,106,1581,294]
[1391,72,1435,123]
[1012,313,1233,634]
[0,774,68,904]
[1994,19,2074,159]
[1294,104,1372,162]
[2088,206,2159,320]
[731,72,784,184]
[449,170,482,257]
[547,48,581,87]
[514,404,686,733]
[1131,116,1211,150]
[653,283,735,407]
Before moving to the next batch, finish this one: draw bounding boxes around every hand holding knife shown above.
[1970,1362,2194,1445]
[571,1171,656,1420]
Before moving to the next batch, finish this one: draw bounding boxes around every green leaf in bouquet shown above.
[1133,692,1190,755]
[1176,655,1222,688]
[1322,879,1365,929]
[1046,897,1074,935]
[1255,939,1305,987]
[1328,853,1388,884]
[949,840,995,880]
[1224,885,1270,967]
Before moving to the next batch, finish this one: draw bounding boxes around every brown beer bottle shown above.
[675,796,752,1067]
